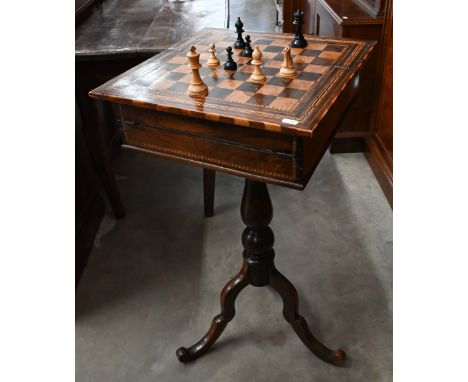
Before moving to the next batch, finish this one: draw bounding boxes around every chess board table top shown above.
[90,28,375,138]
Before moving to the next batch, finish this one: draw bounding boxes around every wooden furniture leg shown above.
[269,266,346,365]
[176,179,345,365]
[176,262,249,362]
[203,169,216,217]
[76,72,125,219]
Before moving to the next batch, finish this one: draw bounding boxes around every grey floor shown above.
[76,150,393,382]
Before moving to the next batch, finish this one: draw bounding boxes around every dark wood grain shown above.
[313,0,384,153]
[76,0,221,58]
[76,101,105,285]
[300,71,358,180]
[203,169,216,217]
[269,266,345,365]
[118,104,298,186]
[90,28,374,190]
[90,28,375,138]
[75,1,307,220]
[88,27,374,365]
[177,180,345,364]
[76,57,150,220]
[75,1,283,219]
[365,0,392,206]
[76,69,126,219]
[176,261,250,362]
[316,0,382,22]
[76,0,282,59]
[118,105,294,152]
[283,0,304,33]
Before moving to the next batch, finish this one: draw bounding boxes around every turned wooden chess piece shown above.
[249,46,266,83]
[291,9,308,48]
[207,43,220,67]
[234,17,246,49]
[279,46,297,78]
[242,35,253,57]
[224,46,237,71]
[187,46,208,97]
[176,180,346,366]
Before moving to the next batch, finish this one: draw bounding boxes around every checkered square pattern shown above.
[263,45,284,53]
[126,31,350,113]
[93,28,375,137]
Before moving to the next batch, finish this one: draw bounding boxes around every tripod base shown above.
[176,180,345,366]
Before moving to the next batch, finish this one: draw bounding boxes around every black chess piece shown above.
[234,17,246,49]
[291,9,308,48]
[242,35,253,57]
[224,47,237,71]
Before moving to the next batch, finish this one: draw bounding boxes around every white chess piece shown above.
[249,46,266,83]
[279,46,297,78]
[187,46,208,97]
[207,43,220,67]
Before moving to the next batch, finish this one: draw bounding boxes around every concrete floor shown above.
[76,150,393,382]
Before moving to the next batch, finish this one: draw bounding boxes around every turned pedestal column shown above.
[176,179,345,366]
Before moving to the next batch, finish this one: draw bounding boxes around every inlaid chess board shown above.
[91,28,375,138]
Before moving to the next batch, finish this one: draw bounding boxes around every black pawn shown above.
[242,35,253,57]
[224,47,237,71]
[291,9,308,48]
[234,17,246,49]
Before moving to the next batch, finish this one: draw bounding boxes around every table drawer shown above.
[117,106,300,186]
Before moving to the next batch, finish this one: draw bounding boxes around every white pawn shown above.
[207,43,220,67]
[249,46,266,83]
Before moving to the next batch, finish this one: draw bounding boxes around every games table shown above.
[90,27,375,366]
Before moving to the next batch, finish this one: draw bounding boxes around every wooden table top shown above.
[90,28,375,138]
[318,0,384,24]
[75,0,226,58]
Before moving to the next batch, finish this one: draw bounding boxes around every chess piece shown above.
[234,17,246,49]
[249,46,266,83]
[224,47,237,71]
[242,35,253,57]
[207,43,220,67]
[291,9,308,48]
[279,46,297,78]
[187,46,208,97]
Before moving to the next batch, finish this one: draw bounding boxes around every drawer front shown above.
[118,105,300,186]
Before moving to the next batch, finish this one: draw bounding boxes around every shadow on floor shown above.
[76,150,392,382]
[76,152,208,319]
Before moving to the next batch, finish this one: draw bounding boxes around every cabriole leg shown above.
[176,179,346,366]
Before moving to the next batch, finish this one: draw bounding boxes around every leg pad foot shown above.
[176,347,190,363]
[330,349,346,366]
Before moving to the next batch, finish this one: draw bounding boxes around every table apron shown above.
[117,106,303,188]
[114,70,358,189]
